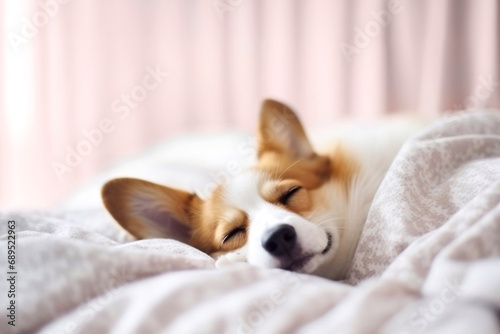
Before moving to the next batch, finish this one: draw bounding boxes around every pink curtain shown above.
[1,0,499,209]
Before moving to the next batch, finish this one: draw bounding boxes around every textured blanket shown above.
[1,111,500,334]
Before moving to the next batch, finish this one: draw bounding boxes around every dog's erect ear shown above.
[101,178,202,244]
[257,99,330,188]
[258,99,315,159]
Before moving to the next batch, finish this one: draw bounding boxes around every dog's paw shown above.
[215,250,247,268]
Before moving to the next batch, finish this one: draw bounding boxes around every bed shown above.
[1,111,500,334]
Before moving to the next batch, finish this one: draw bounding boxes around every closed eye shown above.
[222,226,246,244]
[278,186,302,205]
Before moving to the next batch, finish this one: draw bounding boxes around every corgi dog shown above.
[102,99,421,280]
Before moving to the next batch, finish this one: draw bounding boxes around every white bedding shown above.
[1,111,500,334]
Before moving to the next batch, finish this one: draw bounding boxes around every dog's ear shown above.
[258,99,315,159]
[258,99,330,188]
[102,178,202,244]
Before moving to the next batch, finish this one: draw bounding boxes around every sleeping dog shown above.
[102,99,419,279]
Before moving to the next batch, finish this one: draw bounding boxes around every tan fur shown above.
[260,179,312,216]
[327,145,360,196]
[192,186,249,254]
[257,99,332,189]
[102,178,201,240]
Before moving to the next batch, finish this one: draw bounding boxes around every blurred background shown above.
[1,0,499,210]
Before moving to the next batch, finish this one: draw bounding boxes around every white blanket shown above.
[1,111,500,334]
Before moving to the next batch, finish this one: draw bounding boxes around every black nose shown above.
[261,224,297,256]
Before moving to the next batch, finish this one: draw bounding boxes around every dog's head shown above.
[102,100,358,277]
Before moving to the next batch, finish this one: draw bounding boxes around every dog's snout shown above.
[261,224,297,256]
